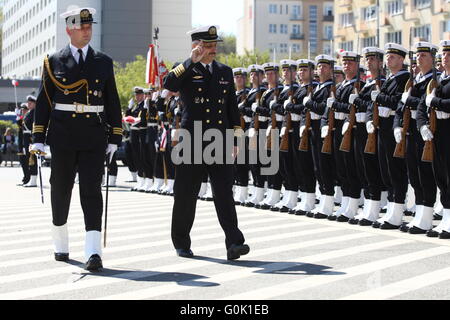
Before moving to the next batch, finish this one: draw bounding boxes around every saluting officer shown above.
[30,7,122,271]
[164,25,249,260]
[396,42,439,234]
[419,40,450,239]
[369,43,410,230]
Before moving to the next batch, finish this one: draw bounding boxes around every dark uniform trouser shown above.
[353,123,370,199]
[310,120,325,194]
[406,119,437,207]
[154,127,175,180]
[249,121,268,188]
[146,126,158,177]
[333,119,347,196]
[171,163,245,250]
[317,122,336,196]
[234,123,250,187]
[19,154,29,183]
[130,130,144,177]
[362,129,385,201]
[434,119,450,209]
[378,116,408,203]
[124,140,137,173]
[280,122,299,192]
[50,146,104,231]
[264,122,282,190]
[340,126,363,199]
[107,153,118,176]
[291,121,316,193]
[138,129,153,178]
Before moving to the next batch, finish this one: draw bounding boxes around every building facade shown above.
[1,0,191,79]
[335,0,450,53]
[237,0,334,58]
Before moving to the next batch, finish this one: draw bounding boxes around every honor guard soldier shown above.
[241,64,267,207]
[348,47,390,226]
[304,54,336,218]
[164,25,249,260]
[16,103,29,185]
[22,95,38,187]
[273,59,301,212]
[233,67,251,205]
[334,65,345,86]
[255,62,284,210]
[289,59,318,215]
[396,42,439,234]
[143,88,159,191]
[30,7,123,271]
[418,40,450,239]
[369,43,410,230]
[436,54,444,72]
[326,51,365,222]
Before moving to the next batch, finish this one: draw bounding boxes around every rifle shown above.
[364,61,383,154]
[421,49,438,163]
[340,54,361,152]
[280,68,295,152]
[322,60,336,154]
[299,62,314,151]
[393,50,415,158]
[266,87,280,150]
[249,73,262,150]
[239,91,248,130]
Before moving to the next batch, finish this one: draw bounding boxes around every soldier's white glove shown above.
[30,143,45,154]
[401,90,410,105]
[161,89,170,99]
[321,125,329,138]
[152,92,159,101]
[420,125,434,141]
[299,125,306,137]
[327,97,335,109]
[280,127,287,138]
[394,127,403,144]
[303,96,311,106]
[171,129,177,140]
[251,102,258,113]
[269,99,276,109]
[106,144,118,163]
[266,128,272,137]
[238,101,245,110]
[426,89,436,108]
[342,122,350,135]
[283,98,291,109]
[349,94,358,105]
[174,107,180,115]
[128,98,134,109]
[371,90,380,102]
[248,128,256,138]
[366,121,375,134]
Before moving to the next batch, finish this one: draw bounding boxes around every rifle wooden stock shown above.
[364,102,379,154]
[321,109,334,154]
[266,110,277,150]
[249,91,262,151]
[339,104,356,152]
[421,109,436,162]
[280,112,291,152]
[393,107,410,158]
[299,110,311,151]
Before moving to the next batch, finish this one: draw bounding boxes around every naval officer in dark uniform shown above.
[164,25,249,260]
[30,7,122,271]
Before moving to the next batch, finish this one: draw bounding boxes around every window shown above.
[292,44,301,53]
[323,43,332,55]
[280,24,288,34]
[362,6,377,21]
[269,24,277,33]
[386,0,403,15]
[292,4,302,19]
[386,30,402,44]
[324,4,333,17]
[324,25,333,40]
[341,41,354,52]
[269,4,277,14]
[414,0,431,9]
[292,24,301,35]
[363,36,377,47]
[280,43,288,53]
[340,13,354,27]
[413,24,431,41]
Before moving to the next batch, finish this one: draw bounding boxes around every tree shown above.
[217,33,236,55]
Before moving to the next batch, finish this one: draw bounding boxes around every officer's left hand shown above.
[106,144,118,163]
[426,89,436,108]
[327,97,335,109]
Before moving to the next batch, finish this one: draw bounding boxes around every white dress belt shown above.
[410,110,417,120]
[378,106,396,118]
[244,116,252,123]
[310,112,321,120]
[55,103,104,113]
[258,116,268,121]
[23,130,32,134]
[334,112,347,120]
[436,111,450,119]
[130,126,146,130]
[291,114,302,121]
[147,123,158,127]
[275,114,284,122]
[356,112,367,123]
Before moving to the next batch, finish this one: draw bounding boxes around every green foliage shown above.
[217,33,236,55]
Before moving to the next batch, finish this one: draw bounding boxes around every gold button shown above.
[63,78,66,82]
[96,79,99,83]
[218,120,223,124]
[86,114,90,118]
[218,110,222,114]
[206,99,210,102]
[206,109,210,113]
[223,90,227,93]
[89,90,93,94]
[72,114,76,118]
[206,120,210,124]
[198,88,202,92]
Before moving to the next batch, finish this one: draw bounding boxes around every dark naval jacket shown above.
[33,44,123,151]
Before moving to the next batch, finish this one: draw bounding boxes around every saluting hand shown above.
[191,41,207,63]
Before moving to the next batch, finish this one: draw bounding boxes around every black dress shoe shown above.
[359,219,373,226]
[327,215,337,221]
[244,201,255,207]
[306,211,315,218]
[372,221,382,228]
[259,203,272,210]
[348,218,359,225]
[54,253,69,262]
[408,226,427,235]
[279,206,290,213]
[433,214,443,220]
[399,222,409,233]
[380,207,387,214]
[380,222,400,230]
[403,210,414,217]
[439,231,450,239]
[176,249,194,258]
[426,230,439,238]
[227,244,250,260]
[315,199,320,204]
[314,212,328,219]
[288,208,296,215]
[337,215,350,222]
[234,201,242,205]
[295,210,307,216]
[85,254,103,271]
[270,206,281,212]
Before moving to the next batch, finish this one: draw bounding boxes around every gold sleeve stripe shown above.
[173,64,185,78]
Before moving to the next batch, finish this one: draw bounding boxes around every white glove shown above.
[366,121,375,134]
[321,125,329,139]
[269,100,276,109]
[171,129,177,140]
[251,102,258,113]
[238,101,245,109]
[342,122,350,135]
[327,97,335,109]
[174,107,180,115]
[303,96,311,106]
[371,90,380,102]
[106,144,118,163]
[349,94,358,105]
[401,90,410,105]
[131,117,141,125]
[426,89,436,108]
[128,98,134,109]
[394,127,403,144]
[30,143,45,154]
[152,92,159,101]
[161,89,169,99]
[266,128,272,137]
[248,128,256,138]
[280,127,287,138]
[420,125,434,141]
[299,125,306,137]
[283,98,291,109]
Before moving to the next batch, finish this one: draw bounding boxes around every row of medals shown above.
[64,89,102,98]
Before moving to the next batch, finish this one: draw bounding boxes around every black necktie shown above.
[78,49,84,70]
[206,64,211,76]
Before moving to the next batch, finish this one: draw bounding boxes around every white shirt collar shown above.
[201,62,213,73]
[69,43,89,62]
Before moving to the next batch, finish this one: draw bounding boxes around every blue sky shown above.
[192,0,244,35]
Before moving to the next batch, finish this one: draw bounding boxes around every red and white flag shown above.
[146,44,168,88]
[11,80,19,87]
